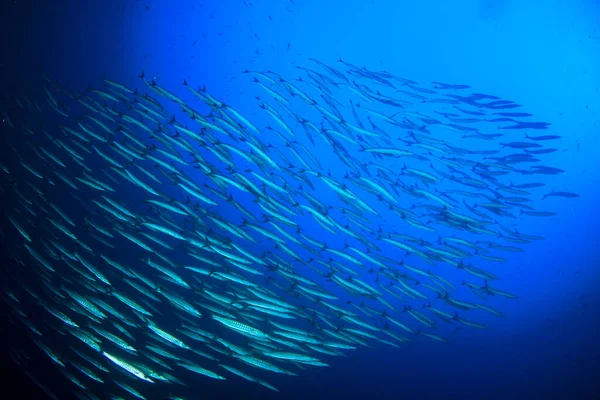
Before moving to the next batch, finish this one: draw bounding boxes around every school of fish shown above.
[0,58,579,399]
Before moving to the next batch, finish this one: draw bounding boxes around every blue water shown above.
[1,0,599,399]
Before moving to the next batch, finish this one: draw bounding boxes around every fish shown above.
[525,134,561,141]
[0,57,572,399]
[500,141,542,149]
[542,190,580,200]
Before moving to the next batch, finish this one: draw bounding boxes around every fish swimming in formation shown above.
[0,57,576,400]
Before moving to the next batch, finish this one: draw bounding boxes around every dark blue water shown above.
[1,0,599,399]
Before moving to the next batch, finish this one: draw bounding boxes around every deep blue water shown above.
[0,0,599,399]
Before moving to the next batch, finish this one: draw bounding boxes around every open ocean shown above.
[0,1,599,399]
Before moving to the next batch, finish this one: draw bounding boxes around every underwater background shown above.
[0,0,599,399]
